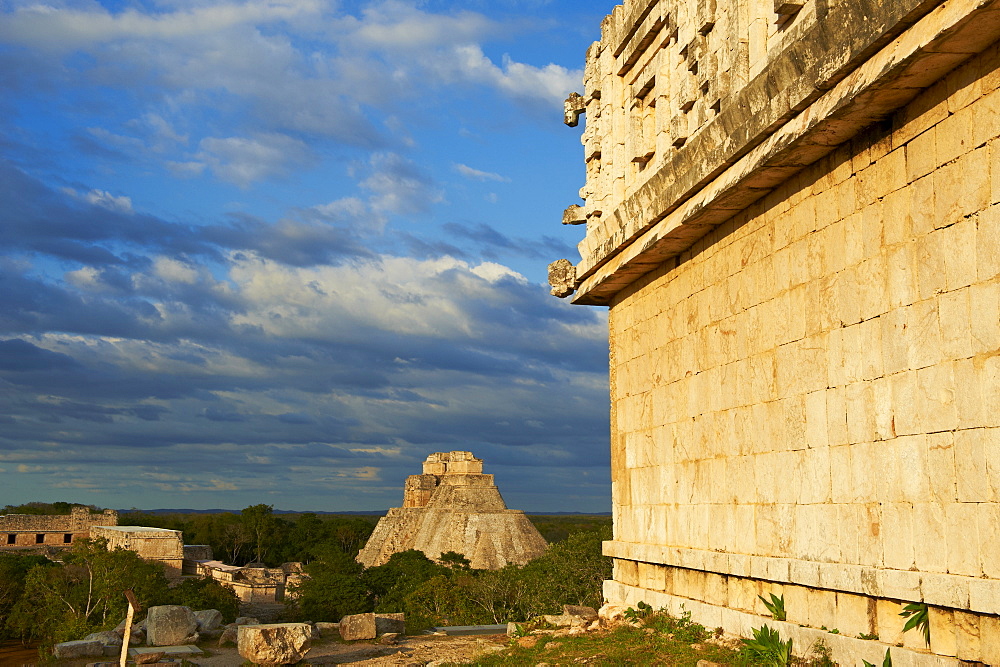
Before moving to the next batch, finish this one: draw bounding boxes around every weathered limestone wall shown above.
[91,525,184,579]
[0,506,118,548]
[551,0,1000,663]
[358,451,548,569]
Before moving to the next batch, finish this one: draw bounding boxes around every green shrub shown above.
[166,578,240,622]
[899,602,929,646]
[738,624,793,667]
[758,592,786,621]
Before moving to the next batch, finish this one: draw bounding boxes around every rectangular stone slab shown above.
[428,625,508,636]
[129,645,203,656]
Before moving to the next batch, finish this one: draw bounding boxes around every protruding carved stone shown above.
[564,92,586,126]
[563,205,586,225]
[548,259,577,298]
[774,0,804,23]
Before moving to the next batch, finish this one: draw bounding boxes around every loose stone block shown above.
[339,613,377,641]
[53,640,103,659]
[237,623,311,665]
[375,613,405,636]
[313,622,338,637]
[145,605,198,647]
[193,609,224,638]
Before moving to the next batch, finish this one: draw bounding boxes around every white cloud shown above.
[454,163,509,183]
[84,189,133,212]
[136,113,189,150]
[441,45,581,108]
[166,160,206,177]
[360,152,443,216]
[152,257,199,284]
[60,186,134,212]
[228,253,479,339]
[65,266,107,291]
[196,133,314,187]
[344,1,494,50]
[470,261,525,283]
[310,196,367,221]
[0,0,323,50]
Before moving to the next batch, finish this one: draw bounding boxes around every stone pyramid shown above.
[357,451,548,569]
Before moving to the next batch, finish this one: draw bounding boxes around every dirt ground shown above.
[2,633,510,666]
[199,633,509,666]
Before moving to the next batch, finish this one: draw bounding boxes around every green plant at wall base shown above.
[758,592,787,621]
[507,623,527,639]
[623,600,653,622]
[899,602,930,646]
[738,624,793,666]
[862,647,893,667]
[642,607,709,643]
[808,638,834,667]
[857,632,879,640]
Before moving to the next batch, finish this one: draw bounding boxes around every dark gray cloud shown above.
[442,220,577,262]
[0,160,379,271]
[0,339,79,372]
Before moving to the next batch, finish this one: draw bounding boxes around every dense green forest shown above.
[116,506,381,566]
[0,542,241,650]
[112,506,610,567]
[0,504,612,650]
[1,502,106,515]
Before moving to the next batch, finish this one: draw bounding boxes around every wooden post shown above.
[119,589,142,667]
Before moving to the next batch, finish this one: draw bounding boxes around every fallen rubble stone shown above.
[563,605,598,621]
[339,613,377,640]
[375,612,405,635]
[53,640,103,659]
[597,603,629,625]
[238,623,312,665]
[313,621,338,637]
[134,651,165,664]
[218,616,262,646]
[146,605,198,646]
[194,609,224,638]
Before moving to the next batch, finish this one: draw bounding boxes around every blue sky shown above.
[0,0,614,512]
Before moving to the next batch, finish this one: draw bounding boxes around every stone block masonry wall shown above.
[550,0,1000,662]
[91,526,184,579]
[602,44,1000,664]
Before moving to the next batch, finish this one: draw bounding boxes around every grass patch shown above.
[469,608,742,666]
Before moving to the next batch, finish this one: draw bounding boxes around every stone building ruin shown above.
[90,525,185,580]
[0,506,297,604]
[551,0,1000,663]
[0,505,118,549]
[357,451,548,569]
